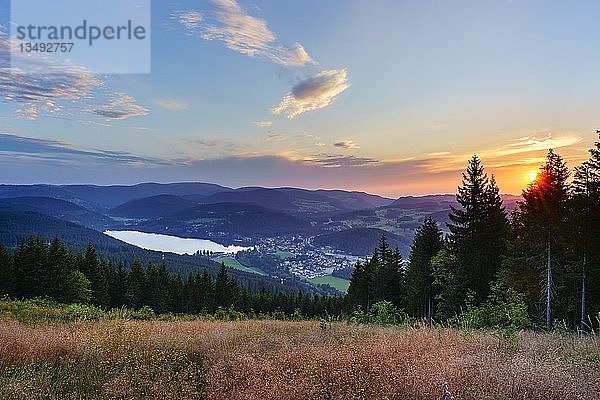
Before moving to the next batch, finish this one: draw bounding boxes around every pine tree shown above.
[14,237,48,298]
[431,246,464,320]
[506,149,570,328]
[109,261,127,308]
[569,135,600,330]
[0,244,15,297]
[407,218,444,322]
[126,260,147,309]
[215,263,233,308]
[80,244,110,307]
[448,155,508,306]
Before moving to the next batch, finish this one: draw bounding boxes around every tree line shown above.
[0,237,343,318]
[348,135,600,330]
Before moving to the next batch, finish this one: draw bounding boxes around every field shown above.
[275,250,296,259]
[310,274,351,293]
[1,318,598,400]
[213,256,267,275]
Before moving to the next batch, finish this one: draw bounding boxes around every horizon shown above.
[2,1,599,197]
[0,179,527,199]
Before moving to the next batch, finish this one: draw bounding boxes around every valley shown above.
[0,182,519,294]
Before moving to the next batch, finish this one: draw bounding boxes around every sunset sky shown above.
[1,0,599,197]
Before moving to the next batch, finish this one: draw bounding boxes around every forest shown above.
[348,137,600,330]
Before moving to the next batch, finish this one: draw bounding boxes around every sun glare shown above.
[528,172,537,182]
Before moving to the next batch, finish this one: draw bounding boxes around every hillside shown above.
[0,196,113,230]
[140,202,314,243]
[313,228,408,256]
[111,194,197,218]
[0,182,230,212]
[0,209,325,295]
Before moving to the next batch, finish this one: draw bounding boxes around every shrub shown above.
[462,282,532,334]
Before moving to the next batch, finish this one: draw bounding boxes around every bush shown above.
[64,303,104,321]
[462,282,532,332]
[350,301,411,326]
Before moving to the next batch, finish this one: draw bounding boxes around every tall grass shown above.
[1,318,598,399]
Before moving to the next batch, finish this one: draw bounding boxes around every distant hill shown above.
[0,182,230,212]
[201,187,393,215]
[313,228,409,257]
[388,194,457,209]
[0,197,113,230]
[140,202,313,243]
[111,194,197,218]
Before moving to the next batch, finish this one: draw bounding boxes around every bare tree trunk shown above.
[581,251,587,331]
[427,296,432,326]
[546,230,552,329]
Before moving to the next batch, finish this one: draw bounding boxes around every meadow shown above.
[1,316,599,400]
[309,274,351,293]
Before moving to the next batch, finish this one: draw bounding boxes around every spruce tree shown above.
[0,244,15,297]
[506,149,569,328]
[448,155,508,306]
[80,244,110,307]
[14,237,48,298]
[126,260,147,309]
[407,218,444,321]
[569,135,600,330]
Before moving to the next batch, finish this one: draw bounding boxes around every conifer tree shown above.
[0,244,15,297]
[14,237,47,298]
[505,149,569,328]
[80,244,110,307]
[407,218,444,321]
[448,155,508,306]
[569,135,600,330]
[126,259,147,309]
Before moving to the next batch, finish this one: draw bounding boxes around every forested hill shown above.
[0,210,328,296]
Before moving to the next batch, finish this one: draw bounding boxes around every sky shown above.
[1,0,599,197]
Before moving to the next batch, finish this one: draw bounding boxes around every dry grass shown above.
[1,319,598,399]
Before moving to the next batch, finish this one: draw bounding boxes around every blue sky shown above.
[1,0,599,196]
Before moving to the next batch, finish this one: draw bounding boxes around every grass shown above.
[213,256,267,275]
[274,250,295,259]
[309,275,350,293]
[0,318,599,399]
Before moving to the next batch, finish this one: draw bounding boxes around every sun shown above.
[528,172,537,182]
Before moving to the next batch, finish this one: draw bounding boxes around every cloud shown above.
[87,93,150,120]
[0,33,149,123]
[306,154,379,168]
[0,40,101,120]
[272,69,350,119]
[0,133,165,165]
[174,0,314,66]
[495,134,581,156]
[265,132,286,142]
[252,120,272,128]
[175,10,203,31]
[334,140,359,149]
[152,97,190,111]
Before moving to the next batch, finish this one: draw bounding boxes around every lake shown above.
[104,230,252,255]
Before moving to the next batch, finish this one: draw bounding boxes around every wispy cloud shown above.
[0,33,151,124]
[306,154,379,168]
[152,97,190,111]
[87,93,149,120]
[0,133,165,165]
[252,120,272,128]
[334,140,359,149]
[494,134,581,156]
[175,10,203,31]
[174,0,313,66]
[272,69,350,119]
[265,132,286,142]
